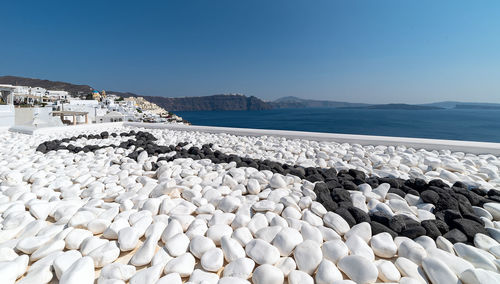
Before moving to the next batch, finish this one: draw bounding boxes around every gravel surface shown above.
[1,126,500,284]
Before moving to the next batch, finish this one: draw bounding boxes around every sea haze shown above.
[176,108,500,143]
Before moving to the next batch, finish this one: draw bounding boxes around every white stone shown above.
[322,239,348,263]
[232,227,254,247]
[65,229,93,250]
[221,235,245,262]
[161,219,183,243]
[129,264,163,284]
[460,268,500,284]
[398,240,427,265]
[272,227,303,256]
[87,219,111,234]
[89,241,120,268]
[207,224,233,246]
[422,256,459,284]
[272,256,295,277]
[31,240,65,261]
[415,235,436,251]
[189,235,216,259]
[372,183,390,199]
[103,218,129,240]
[323,212,350,235]
[436,236,455,254]
[318,226,341,241]
[256,226,282,243]
[338,255,378,284]
[253,200,276,212]
[293,240,322,275]
[484,203,500,220]
[269,174,287,188]
[189,269,219,284]
[201,247,224,272]
[59,256,95,284]
[288,270,314,284]
[157,273,182,284]
[310,202,327,217]
[247,213,269,235]
[223,257,255,279]
[345,235,374,261]
[218,277,251,284]
[245,239,280,265]
[252,264,284,284]
[375,259,401,282]
[474,233,499,251]
[163,253,196,277]
[427,247,474,276]
[454,243,497,272]
[300,222,323,244]
[100,263,136,281]
[165,233,190,256]
[394,257,428,283]
[129,235,157,266]
[315,259,343,284]
[344,222,371,243]
[152,247,173,266]
[247,179,261,194]
[117,227,140,251]
[0,247,18,262]
[370,232,397,258]
[219,196,241,213]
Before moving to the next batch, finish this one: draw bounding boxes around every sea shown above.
[176,108,500,143]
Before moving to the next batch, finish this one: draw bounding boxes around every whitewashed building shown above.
[64,99,106,123]
[0,85,17,128]
[30,87,47,98]
[46,90,69,101]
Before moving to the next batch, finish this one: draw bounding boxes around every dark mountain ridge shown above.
[0,75,93,96]
[133,94,272,111]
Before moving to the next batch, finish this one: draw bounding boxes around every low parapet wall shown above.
[124,122,500,155]
[10,122,124,135]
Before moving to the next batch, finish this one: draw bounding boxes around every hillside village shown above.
[0,83,187,129]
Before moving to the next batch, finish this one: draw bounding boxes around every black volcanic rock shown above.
[443,229,468,243]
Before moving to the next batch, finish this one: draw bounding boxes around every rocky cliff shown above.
[109,91,272,111]
[137,94,272,111]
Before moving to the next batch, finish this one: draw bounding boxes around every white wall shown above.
[15,107,55,125]
[0,105,15,127]
[68,100,99,105]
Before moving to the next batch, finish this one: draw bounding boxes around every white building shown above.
[96,111,125,123]
[12,85,30,96]
[46,90,69,101]
[30,87,47,98]
[64,99,106,123]
[0,85,18,128]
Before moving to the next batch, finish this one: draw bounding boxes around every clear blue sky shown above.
[1,0,499,104]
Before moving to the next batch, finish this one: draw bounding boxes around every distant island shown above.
[340,103,444,110]
[1,75,499,111]
[454,104,500,110]
[269,96,370,109]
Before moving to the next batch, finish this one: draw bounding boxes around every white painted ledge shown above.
[10,122,124,135]
[125,122,500,155]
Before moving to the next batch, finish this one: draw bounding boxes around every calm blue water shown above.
[176,108,500,143]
